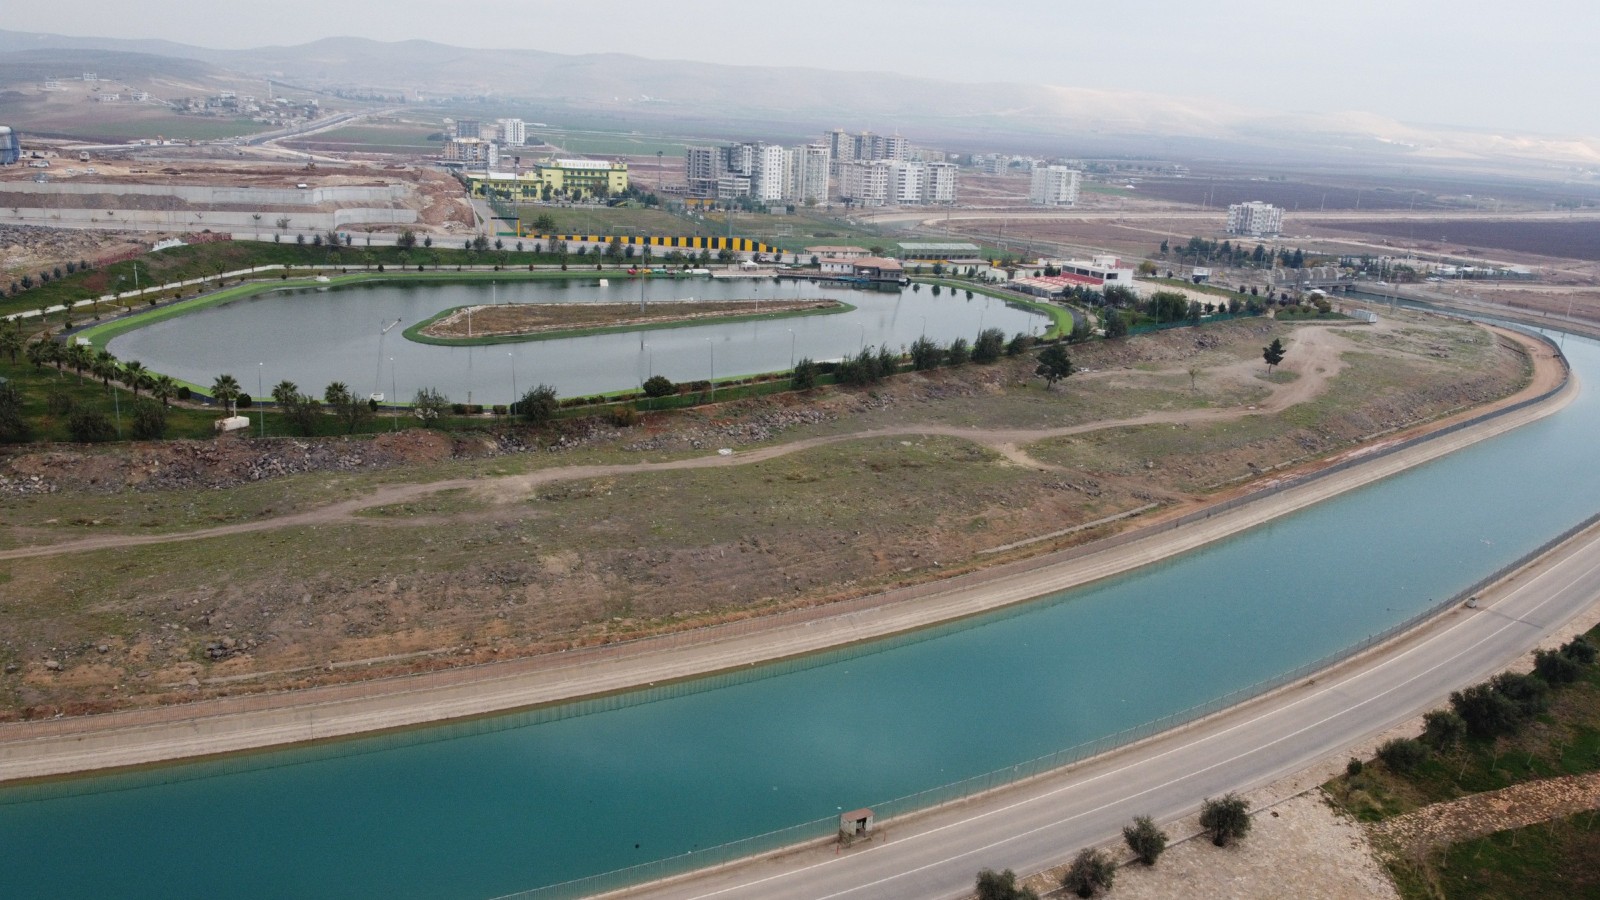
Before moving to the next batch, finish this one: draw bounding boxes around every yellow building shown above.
[469,158,629,202]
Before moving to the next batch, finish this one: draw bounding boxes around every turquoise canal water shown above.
[6,332,1600,899]
[104,278,1048,403]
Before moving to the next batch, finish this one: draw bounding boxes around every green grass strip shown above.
[403,301,855,346]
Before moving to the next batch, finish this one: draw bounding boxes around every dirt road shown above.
[0,325,1353,562]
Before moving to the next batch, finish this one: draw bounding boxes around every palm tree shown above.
[211,373,241,415]
[271,380,299,406]
[66,342,93,381]
[122,361,147,397]
[93,349,118,390]
[0,325,23,364]
[151,375,177,409]
[25,339,50,371]
[41,339,64,372]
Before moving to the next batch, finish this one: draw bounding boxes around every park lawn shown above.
[513,206,701,237]
[542,129,692,157]
[288,124,440,150]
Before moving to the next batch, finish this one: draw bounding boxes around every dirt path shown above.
[0,326,1358,561]
[1371,772,1600,858]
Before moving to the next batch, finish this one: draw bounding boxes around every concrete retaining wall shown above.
[0,207,416,230]
[0,181,408,205]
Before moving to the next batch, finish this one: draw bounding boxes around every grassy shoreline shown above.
[403,299,854,346]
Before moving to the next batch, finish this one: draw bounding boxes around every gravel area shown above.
[1035,792,1397,900]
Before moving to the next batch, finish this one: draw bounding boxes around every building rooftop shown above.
[898,242,982,252]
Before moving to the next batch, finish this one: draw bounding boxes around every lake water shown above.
[105,278,1048,403]
[7,329,1600,900]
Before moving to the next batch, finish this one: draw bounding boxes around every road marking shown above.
[677,535,1600,899]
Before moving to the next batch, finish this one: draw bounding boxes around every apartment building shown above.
[1029,166,1082,206]
[1227,201,1284,237]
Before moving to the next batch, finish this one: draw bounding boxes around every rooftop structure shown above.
[0,126,19,166]
[898,241,983,261]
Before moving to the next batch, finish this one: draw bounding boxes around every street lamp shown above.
[389,357,397,431]
[859,322,866,352]
[787,328,796,368]
[508,351,517,403]
[257,362,264,438]
[706,337,715,402]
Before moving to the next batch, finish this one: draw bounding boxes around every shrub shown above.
[1122,815,1167,866]
[176,386,192,401]
[1421,709,1467,751]
[1061,848,1115,898]
[1345,757,1364,777]
[411,387,450,427]
[67,408,116,443]
[1534,648,1583,685]
[1491,671,1549,718]
[973,327,1007,363]
[1198,793,1251,847]
[236,393,252,409]
[1007,333,1036,356]
[1561,636,1597,665]
[130,400,166,440]
[975,868,1037,900]
[46,385,76,417]
[609,405,640,427]
[791,358,819,390]
[1377,737,1428,773]
[642,375,676,398]
[947,337,971,366]
[1450,682,1524,738]
[514,384,559,425]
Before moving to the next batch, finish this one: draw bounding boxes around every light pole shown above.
[859,322,866,352]
[389,357,397,431]
[257,362,264,438]
[787,328,796,368]
[706,337,715,402]
[508,351,517,403]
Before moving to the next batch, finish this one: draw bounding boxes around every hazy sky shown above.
[8,1,1598,134]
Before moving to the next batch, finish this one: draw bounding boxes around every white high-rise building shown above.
[496,118,527,146]
[839,160,893,207]
[826,128,855,175]
[1227,201,1284,237]
[922,162,958,204]
[684,146,722,198]
[890,161,925,205]
[788,144,831,205]
[1029,166,1081,206]
[839,159,955,207]
[753,143,789,202]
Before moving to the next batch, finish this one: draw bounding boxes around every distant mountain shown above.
[1,29,1595,168]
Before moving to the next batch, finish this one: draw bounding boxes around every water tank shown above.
[0,126,18,166]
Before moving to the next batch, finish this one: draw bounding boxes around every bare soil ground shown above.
[1022,792,1398,900]
[422,299,841,339]
[0,224,148,280]
[0,311,1533,719]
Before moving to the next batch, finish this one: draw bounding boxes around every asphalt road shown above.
[619,519,1600,900]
